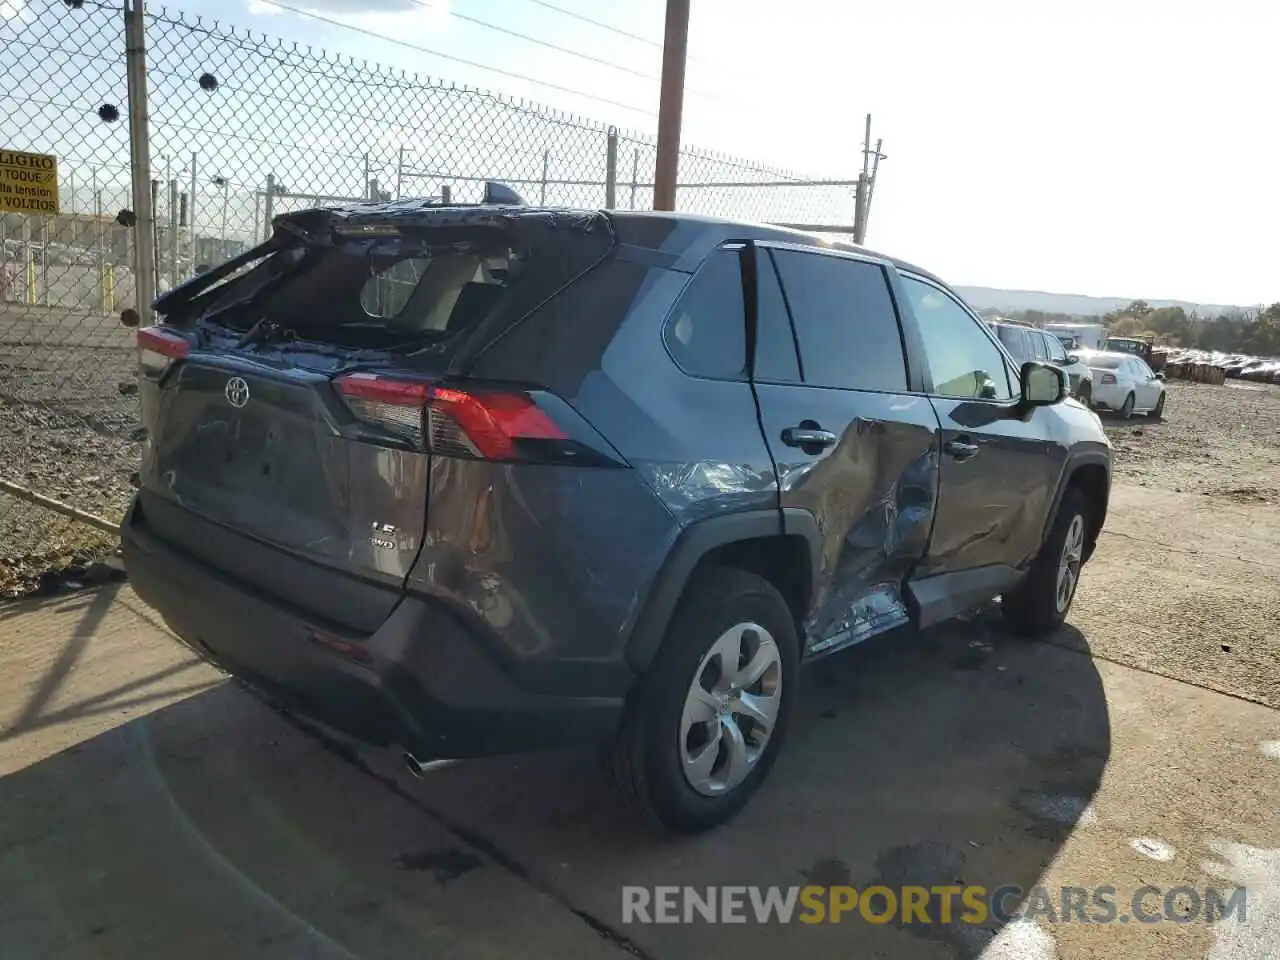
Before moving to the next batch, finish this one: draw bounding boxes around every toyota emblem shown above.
[224,376,250,408]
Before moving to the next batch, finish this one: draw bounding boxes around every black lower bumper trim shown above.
[121,499,625,758]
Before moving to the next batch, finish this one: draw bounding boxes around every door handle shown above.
[781,426,838,451]
[944,437,980,461]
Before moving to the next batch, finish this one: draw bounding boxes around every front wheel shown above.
[1077,381,1092,406]
[1119,392,1135,419]
[609,567,800,833]
[1002,487,1090,636]
[1148,392,1166,419]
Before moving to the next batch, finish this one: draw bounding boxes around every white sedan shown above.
[1081,350,1167,419]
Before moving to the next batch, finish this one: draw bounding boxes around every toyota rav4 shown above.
[122,195,1111,833]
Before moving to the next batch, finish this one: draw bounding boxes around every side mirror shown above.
[1021,361,1066,407]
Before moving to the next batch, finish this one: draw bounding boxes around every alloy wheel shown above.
[1056,514,1085,613]
[679,622,783,797]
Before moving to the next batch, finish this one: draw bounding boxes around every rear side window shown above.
[663,248,746,380]
[769,250,907,392]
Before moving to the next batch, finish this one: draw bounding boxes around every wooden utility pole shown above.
[653,0,690,211]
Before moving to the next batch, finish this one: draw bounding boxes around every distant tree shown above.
[1108,316,1146,336]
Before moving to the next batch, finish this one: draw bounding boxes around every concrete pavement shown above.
[2,566,1278,959]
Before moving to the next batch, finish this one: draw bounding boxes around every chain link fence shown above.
[0,0,862,592]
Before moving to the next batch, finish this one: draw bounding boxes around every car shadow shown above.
[0,602,1110,959]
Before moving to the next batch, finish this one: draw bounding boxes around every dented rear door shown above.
[749,243,940,656]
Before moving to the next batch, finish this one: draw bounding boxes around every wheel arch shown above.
[1044,450,1111,563]
[624,509,820,675]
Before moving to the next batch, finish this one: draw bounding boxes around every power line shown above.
[401,0,660,84]
[514,0,757,81]
[402,0,750,109]
[249,0,657,118]
[519,0,663,50]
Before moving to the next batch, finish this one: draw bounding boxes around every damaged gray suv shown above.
[122,191,1111,832]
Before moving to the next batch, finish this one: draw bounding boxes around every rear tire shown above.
[1119,392,1135,419]
[1148,392,1165,419]
[1002,487,1090,637]
[1077,381,1092,406]
[609,567,800,833]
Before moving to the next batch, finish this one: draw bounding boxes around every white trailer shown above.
[1045,323,1107,351]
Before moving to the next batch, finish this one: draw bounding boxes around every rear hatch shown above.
[135,203,616,626]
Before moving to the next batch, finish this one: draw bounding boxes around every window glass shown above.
[361,257,431,318]
[663,248,746,380]
[1028,330,1047,361]
[1045,334,1068,362]
[902,276,1014,400]
[769,250,906,392]
[754,249,801,382]
[1134,359,1154,379]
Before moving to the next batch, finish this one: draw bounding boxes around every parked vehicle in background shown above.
[1104,335,1161,366]
[1045,322,1107,351]
[122,194,1112,832]
[1083,351,1167,418]
[989,321,1094,403]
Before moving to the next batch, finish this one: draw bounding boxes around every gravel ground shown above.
[1101,378,1280,499]
[0,305,140,595]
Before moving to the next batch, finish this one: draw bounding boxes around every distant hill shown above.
[953,286,1250,319]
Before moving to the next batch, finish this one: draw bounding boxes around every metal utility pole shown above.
[653,0,690,211]
[124,0,157,323]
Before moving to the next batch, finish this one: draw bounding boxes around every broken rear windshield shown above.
[184,234,521,341]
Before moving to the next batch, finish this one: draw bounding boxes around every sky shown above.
[5,0,1278,305]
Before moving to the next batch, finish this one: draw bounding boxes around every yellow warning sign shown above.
[0,148,60,215]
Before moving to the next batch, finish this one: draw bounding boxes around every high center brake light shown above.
[137,326,190,376]
[334,372,567,461]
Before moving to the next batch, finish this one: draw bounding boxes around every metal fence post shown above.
[188,150,197,269]
[630,149,639,210]
[440,185,451,204]
[124,0,157,323]
[40,216,49,305]
[168,179,178,290]
[539,150,549,205]
[149,178,160,293]
[605,127,618,209]
[264,174,275,239]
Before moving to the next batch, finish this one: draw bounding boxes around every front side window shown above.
[902,276,1014,400]
[769,250,907,392]
[1044,334,1069,363]
[663,247,747,380]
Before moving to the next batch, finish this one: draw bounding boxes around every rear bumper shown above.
[121,498,624,759]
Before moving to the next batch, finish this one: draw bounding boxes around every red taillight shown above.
[428,386,564,460]
[1099,372,1117,385]
[334,374,566,460]
[137,325,189,376]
